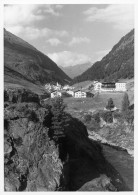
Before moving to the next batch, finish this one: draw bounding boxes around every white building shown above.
[94,82,102,91]
[51,91,62,98]
[63,85,75,90]
[45,83,52,91]
[74,90,86,98]
[53,82,62,90]
[93,81,99,84]
[93,81,126,92]
[66,90,74,96]
[63,85,70,90]
[70,86,75,90]
[101,82,116,92]
[45,82,62,91]
[115,83,126,91]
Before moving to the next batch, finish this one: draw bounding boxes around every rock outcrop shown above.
[4,88,130,191]
[4,103,65,191]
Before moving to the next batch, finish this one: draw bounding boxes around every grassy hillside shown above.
[73,29,134,83]
[72,80,93,89]
[4,29,71,93]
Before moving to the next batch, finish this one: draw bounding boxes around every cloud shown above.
[4,4,67,40]
[55,5,64,9]
[6,26,49,40]
[56,30,68,37]
[43,4,64,16]
[48,51,91,67]
[4,4,64,27]
[69,37,90,46]
[4,5,44,27]
[20,27,51,40]
[46,38,62,46]
[84,4,134,31]
[6,25,68,41]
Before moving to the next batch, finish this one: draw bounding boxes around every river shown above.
[102,144,134,190]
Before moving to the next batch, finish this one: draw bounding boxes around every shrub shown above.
[86,92,94,98]
[113,111,123,120]
[84,114,91,123]
[106,98,115,111]
[101,111,113,123]
[123,109,134,124]
[88,84,94,90]
[39,93,50,100]
[92,112,100,123]
[4,89,40,104]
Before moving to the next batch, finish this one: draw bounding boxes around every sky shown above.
[4,4,134,67]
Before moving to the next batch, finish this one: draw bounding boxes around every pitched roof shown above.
[74,90,86,93]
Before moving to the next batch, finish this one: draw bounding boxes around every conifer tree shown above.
[121,93,130,112]
[50,97,67,142]
[106,98,115,111]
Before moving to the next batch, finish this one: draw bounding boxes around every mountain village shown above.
[45,81,127,99]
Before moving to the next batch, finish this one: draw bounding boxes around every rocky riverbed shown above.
[88,129,134,157]
[102,144,134,191]
[88,130,134,190]
[67,109,134,156]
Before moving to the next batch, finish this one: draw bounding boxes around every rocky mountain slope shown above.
[73,29,134,83]
[60,62,92,79]
[4,29,71,92]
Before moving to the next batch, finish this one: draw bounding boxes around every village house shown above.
[63,85,75,90]
[93,81,126,92]
[101,82,116,92]
[94,82,102,91]
[54,82,62,90]
[74,90,86,98]
[66,90,74,96]
[45,82,62,92]
[93,81,99,84]
[63,85,70,90]
[51,91,62,98]
[45,83,52,91]
[70,86,75,90]
[115,83,126,91]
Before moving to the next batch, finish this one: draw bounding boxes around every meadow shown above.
[64,92,125,113]
[67,78,134,113]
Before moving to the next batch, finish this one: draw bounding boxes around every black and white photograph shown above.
[1,0,137,193]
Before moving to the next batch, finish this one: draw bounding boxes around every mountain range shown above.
[73,29,134,83]
[60,62,92,79]
[4,29,134,93]
[4,29,71,93]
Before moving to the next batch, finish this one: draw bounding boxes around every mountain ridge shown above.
[73,29,134,83]
[4,29,71,93]
[60,62,92,79]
